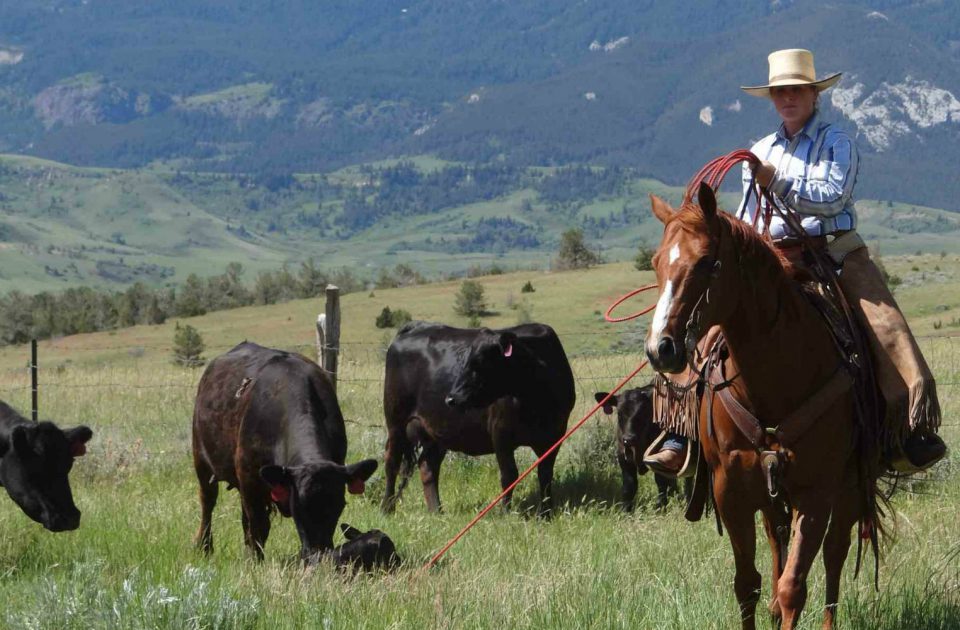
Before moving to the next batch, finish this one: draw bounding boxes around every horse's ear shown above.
[697,182,718,224]
[649,194,674,224]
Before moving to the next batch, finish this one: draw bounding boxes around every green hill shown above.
[2,154,959,294]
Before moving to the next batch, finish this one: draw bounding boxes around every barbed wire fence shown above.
[1,333,958,414]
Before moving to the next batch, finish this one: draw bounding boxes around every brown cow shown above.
[192,342,376,561]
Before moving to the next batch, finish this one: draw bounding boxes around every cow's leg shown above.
[532,443,558,517]
[418,441,447,513]
[193,459,218,555]
[654,474,679,511]
[618,453,638,513]
[382,423,412,514]
[821,479,860,630]
[493,443,520,512]
[240,496,271,561]
[778,496,832,630]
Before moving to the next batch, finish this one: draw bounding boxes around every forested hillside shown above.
[1,1,960,206]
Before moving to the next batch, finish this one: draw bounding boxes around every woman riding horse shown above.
[644,48,946,475]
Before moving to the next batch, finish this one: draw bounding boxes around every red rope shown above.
[604,283,659,323]
[420,359,650,573]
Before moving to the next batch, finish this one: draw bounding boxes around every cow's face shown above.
[445,330,519,410]
[0,422,93,532]
[595,387,654,467]
[260,458,377,559]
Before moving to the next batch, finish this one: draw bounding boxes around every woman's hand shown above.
[751,160,777,187]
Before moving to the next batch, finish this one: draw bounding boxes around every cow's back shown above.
[192,342,344,484]
[383,322,574,452]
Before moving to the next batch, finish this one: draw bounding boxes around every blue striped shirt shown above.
[736,112,859,240]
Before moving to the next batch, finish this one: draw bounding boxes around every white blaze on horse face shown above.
[668,243,680,266]
[651,280,674,338]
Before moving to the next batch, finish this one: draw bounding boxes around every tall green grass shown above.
[0,338,957,629]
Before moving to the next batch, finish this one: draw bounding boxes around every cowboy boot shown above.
[643,445,687,476]
[899,431,947,471]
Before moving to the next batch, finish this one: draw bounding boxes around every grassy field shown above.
[0,262,958,629]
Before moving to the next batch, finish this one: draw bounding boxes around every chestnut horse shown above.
[645,183,880,630]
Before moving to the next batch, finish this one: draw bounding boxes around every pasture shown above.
[0,260,958,629]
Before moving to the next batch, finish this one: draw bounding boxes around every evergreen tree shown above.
[172,322,205,367]
[555,228,601,270]
[454,280,486,319]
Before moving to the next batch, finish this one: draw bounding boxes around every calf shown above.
[382,322,575,516]
[192,342,377,561]
[594,386,680,510]
[0,400,93,531]
[324,523,401,572]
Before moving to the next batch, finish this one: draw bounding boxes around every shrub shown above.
[172,323,205,367]
[375,306,412,328]
[521,281,535,293]
[634,244,655,271]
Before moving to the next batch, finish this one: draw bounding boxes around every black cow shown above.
[382,322,575,516]
[594,385,682,511]
[0,400,93,531]
[192,342,377,561]
[324,523,401,572]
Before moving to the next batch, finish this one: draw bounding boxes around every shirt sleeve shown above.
[777,130,859,217]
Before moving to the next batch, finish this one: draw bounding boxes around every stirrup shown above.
[643,430,695,479]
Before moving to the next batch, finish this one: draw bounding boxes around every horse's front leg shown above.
[761,506,789,624]
[715,470,762,630]
[778,495,832,630]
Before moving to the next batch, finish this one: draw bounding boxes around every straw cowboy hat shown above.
[741,49,841,98]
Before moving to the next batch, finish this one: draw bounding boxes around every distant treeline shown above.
[0,260,403,347]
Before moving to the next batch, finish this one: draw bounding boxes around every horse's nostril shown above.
[444,395,456,407]
[658,337,676,360]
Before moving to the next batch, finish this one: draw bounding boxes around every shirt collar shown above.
[775,111,822,143]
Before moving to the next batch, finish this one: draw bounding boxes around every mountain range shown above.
[1,1,959,208]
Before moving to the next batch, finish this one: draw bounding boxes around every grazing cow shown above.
[192,342,377,561]
[594,386,684,511]
[324,523,401,572]
[382,322,575,516]
[0,400,93,532]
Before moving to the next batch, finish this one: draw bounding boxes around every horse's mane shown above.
[669,201,795,277]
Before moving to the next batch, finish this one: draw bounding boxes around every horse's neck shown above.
[720,260,838,421]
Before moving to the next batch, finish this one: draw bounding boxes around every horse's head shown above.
[645,183,732,373]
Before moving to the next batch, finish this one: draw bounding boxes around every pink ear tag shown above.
[70,442,87,457]
[503,344,513,358]
[602,405,614,415]
[270,485,290,504]
[348,478,365,495]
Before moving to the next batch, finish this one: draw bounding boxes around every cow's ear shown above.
[260,465,292,486]
[594,392,617,415]
[498,331,518,358]
[340,522,362,540]
[64,426,93,457]
[10,426,32,457]
[343,458,378,495]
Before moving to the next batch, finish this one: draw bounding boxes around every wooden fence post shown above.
[318,285,340,391]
